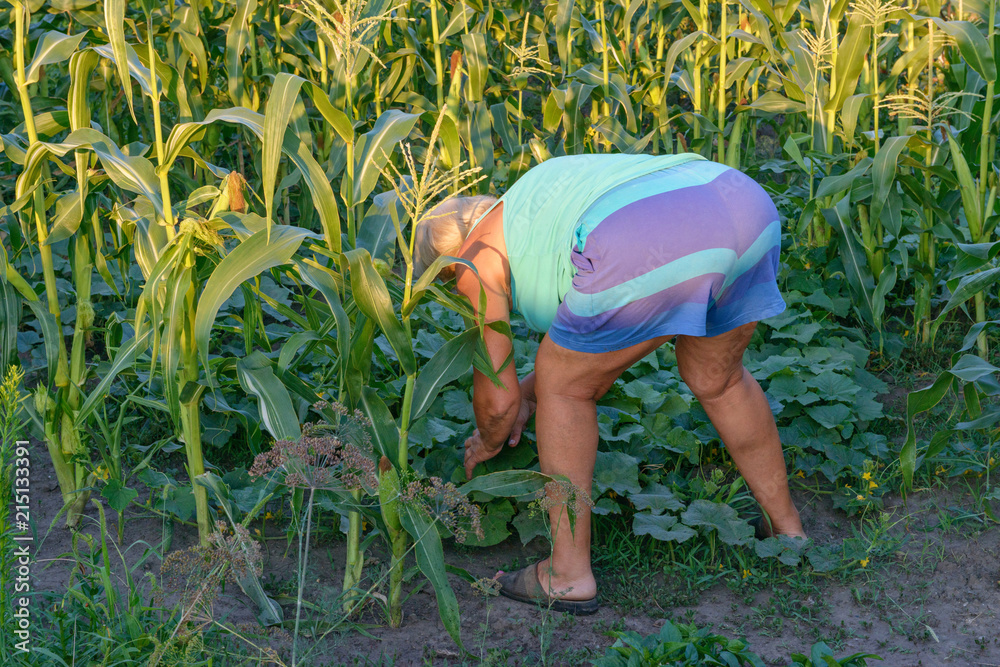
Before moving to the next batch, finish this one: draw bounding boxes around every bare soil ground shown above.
[24,435,1000,667]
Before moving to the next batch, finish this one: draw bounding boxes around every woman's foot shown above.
[752,512,808,539]
[532,557,597,601]
[495,561,599,615]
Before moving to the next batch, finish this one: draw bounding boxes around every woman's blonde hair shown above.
[413,195,498,278]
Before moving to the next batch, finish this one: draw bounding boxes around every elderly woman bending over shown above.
[414,152,806,615]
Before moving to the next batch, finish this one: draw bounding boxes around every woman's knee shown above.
[677,362,745,402]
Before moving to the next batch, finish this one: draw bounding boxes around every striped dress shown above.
[478,155,786,354]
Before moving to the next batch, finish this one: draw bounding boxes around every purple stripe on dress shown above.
[572,170,779,295]
[548,281,786,352]
[556,247,780,336]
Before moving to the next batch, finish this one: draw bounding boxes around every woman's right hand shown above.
[508,373,537,446]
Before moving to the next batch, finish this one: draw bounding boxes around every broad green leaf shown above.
[101,479,138,513]
[461,499,513,547]
[25,31,88,85]
[593,450,641,496]
[236,352,301,440]
[680,499,754,545]
[344,248,416,376]
[399,504,463,648]
[633,512,697,543]
[194,226,312,370]
[263,73,306,230]
[806,403,852,429]
[630,484,684,513]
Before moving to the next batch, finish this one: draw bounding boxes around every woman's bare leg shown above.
[531,334,672,600]
[675,322,805,537]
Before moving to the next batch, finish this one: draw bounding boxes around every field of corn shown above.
[1,0,1000,663]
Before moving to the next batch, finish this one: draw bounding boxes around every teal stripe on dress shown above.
[574,160,733,251]
[564,219,781,318]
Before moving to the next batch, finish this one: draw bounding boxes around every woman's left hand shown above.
[464,430,504,480]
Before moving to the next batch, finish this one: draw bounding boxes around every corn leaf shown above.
[194,226,313,371]
[935,19,997,83]
[937,266,1000,321]
[399,504,463,649]
[226,0,257,107]
[826,13,871,112]
[409,328,477,422]
[77,330,152,425]
[870,135,910,226]
[25,300,59,382]
[345,110,419,208]
[0,279,21,369]
[25,30,88,85]
[458,470,555,500]
[947,133,983,239]
[104,0,133,118]
[345,248,416,376]
[237,352,301,440]
[461,32,487,102]
[263,73,306,230]
[68,50,100,131]
[359,387,401,466]
[164,107,340,253]
[18,128,163,217]
[824,196,875,325]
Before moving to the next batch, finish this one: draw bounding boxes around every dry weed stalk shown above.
[151,521,266,667]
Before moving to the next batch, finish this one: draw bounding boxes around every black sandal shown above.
[749,515,771,539]
[496,562,600,616]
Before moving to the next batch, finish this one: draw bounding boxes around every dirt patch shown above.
[24,435,1000,666]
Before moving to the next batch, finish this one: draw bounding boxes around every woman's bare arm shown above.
[454,204,521,476]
